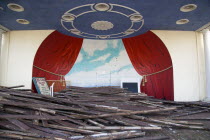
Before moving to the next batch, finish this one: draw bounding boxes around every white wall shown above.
[152,30,206,101]
[0,30,206,101]
[0,30,54,88]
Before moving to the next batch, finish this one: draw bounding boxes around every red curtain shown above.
[32,31,83,92]
[122,31,174,100]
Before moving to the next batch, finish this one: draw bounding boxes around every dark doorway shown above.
[122,82,138,93]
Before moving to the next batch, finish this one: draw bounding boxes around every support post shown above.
[203,29,210,101]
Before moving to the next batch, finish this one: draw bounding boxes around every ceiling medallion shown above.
[180,4,197,12]
[16,19,30,24]
[70,29,81,34]
[61,3,144,39]
[7,3,24,12]
[91,21,114,31]
[94,3,110,11]
[62,14,75,21]
[98,35,109,39]
[124,29,135,34]
[176,19,189,25]
[130,14,143,22]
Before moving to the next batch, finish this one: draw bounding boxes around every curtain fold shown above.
[32,31,83,92]
[122,31,174,100]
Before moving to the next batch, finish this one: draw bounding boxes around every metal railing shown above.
[46,80,71,92]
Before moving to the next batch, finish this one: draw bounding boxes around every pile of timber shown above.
[0,86,210,140]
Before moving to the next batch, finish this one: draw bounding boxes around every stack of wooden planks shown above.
[0,86,210,140]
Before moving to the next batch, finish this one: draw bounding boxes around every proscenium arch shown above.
[32,31,173,100]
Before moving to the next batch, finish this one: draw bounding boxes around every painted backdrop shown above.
[65,39,141,87]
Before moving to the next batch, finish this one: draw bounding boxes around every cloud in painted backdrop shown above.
[95,50,134,74]
[67,39,125,75]
[82,40,108,56]
[90,53,111,62]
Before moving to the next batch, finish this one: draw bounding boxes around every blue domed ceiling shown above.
[0,0,209,39]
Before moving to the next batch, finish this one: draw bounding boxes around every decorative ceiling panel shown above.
[0,0,209,39]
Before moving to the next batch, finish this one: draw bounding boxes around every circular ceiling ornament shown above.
[7,3,24,12]
[91,21,114,31]
[16,19,30,24]
[130,14,143,22]
[62,14,75,21]
[180,4,197,12]
[98,35,109,39]
[94,3,110,11]
[61,3,144,39]
[70,29,81,34]
[124,29,135,34]
[176,19,189,25]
